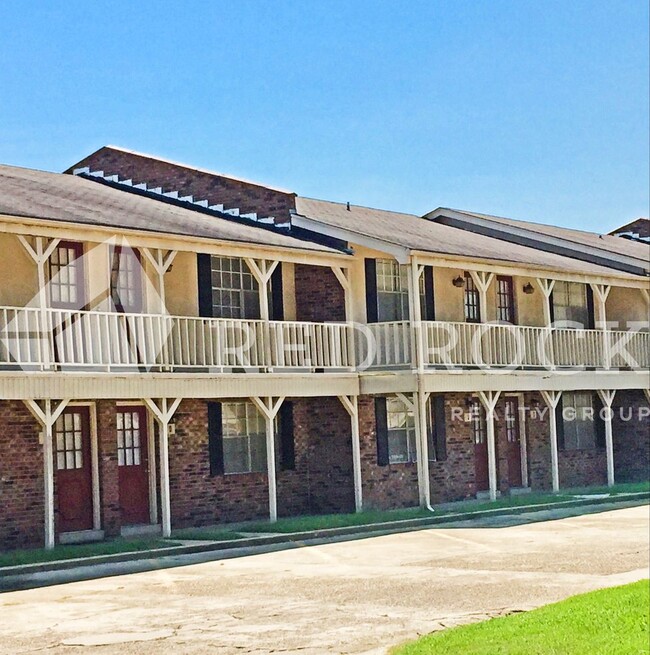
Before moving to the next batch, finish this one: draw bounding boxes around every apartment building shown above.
[0,146,648,551]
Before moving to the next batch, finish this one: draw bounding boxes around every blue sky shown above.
[1,1,647,232]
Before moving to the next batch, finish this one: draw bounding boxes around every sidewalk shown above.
[1,491,647,592]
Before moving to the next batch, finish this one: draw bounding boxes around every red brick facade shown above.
[294,264,346,323]
[67,146,296,223]
[0,389,648,551]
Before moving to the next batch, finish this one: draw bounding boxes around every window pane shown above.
[388,430,409,464]
[223,436,249,474]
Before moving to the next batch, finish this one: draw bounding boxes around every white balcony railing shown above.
[0,308,647,373]
[0,307,355,372]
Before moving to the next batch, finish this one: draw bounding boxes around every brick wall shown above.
[68,146,296,222]
[429,392,476,502]
[357,395,420,509]
[0,401,43,551]
[525,392,553,491]
[612,389,650,483]
[96,401,121,537]
[295,265,346,322]
[277,397,355,516]
[169,399,269,527]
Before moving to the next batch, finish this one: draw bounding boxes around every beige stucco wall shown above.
[514,276,545,327]
[607,286,650,329]
[0,234,39,306]
[165,251,199,317]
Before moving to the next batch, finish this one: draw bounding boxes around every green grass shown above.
[0,538,180,568]
[392,580,650,655]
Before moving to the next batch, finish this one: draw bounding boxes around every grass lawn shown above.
[391,580,650,655]
[0,538,180,568]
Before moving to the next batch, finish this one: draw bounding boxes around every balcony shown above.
[0,309,647,374]
[362,320,650,371]
[0,307,355,372]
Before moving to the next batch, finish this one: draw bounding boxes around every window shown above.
[222,401,266,474]
[55,410,84,470]
[470,399,487,444]
[562,392,596,450]
[375,259,425,322]
[464,272,480,322]
[116,409,142,466]
[110,247,143,313]
[210,256,260,319]
[553,282,588,327]
[496,276,515,324]
[49,241,84,309]
[504,398,519,444]
[386,396,417,464]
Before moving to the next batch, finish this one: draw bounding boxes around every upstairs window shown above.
[375,259,426,322]
[48,241,84,309]
[464,272,480,323]
[210,256,260,319]
[110,246,143,313]
[496,275,515,324]
[552,282,588,328]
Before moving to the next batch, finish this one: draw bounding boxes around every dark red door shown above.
[504,397,523,487]
[117,406,150,525]
[472,403,490,491]
[55,407,93,533]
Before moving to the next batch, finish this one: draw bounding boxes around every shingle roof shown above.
[0,164,341,255]
[294,197,647,280]
[429,208,650,265]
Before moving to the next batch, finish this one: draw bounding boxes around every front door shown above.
[504,397,523,487]
[55,407,93,533]
[117,406,150,525]
[472,403,490,492]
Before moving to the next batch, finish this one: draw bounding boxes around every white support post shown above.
[641,289,649,308]
[331,266,353,322]
[409,260,426,373]
[251,396,285,522]
[478,390,501,501]
[591,284,612,369]
[535,278,556,327]
[143,397,182,537]
[540,390,562,492]
[245,258,279,322]
[18,235,61,370]
[141,248,177,313]
[469,271,495,324]
[23,398,70,549]
[597,389,616,487]
[397,391,431,508]
[338,395,363,513]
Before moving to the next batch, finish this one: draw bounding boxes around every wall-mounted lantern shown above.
[522,282,535,295]
[452,275,465,288]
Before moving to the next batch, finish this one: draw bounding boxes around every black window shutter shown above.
[423,266,435,321]
[197,254,213,318]
[278,401,295,470]
[375,396,389,466]
[594,393,606,448]
[270,263,284,321]
[207,401,224,476]
[365,258,379,323]
[549,290,555,323]
[555,396,565,450]
[431,394,447,461]
[586,285,595,329]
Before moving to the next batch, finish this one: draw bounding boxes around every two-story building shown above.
[1,146,648,552]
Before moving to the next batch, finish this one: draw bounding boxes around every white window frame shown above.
[386,396,417,464]
[222,401,267,474]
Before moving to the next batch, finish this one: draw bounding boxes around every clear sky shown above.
[1,0,648,233]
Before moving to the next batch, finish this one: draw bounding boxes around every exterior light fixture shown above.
[453,275,465,288]
[523,282,535,294]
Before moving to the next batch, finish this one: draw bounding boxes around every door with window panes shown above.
[471,401,490,491]
[116,406,150,525]
[504,397,523,487]
[54,407,93,533]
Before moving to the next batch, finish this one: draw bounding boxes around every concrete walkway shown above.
[0,505,648,655]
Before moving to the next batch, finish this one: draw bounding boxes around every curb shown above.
[1,492,648,580]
